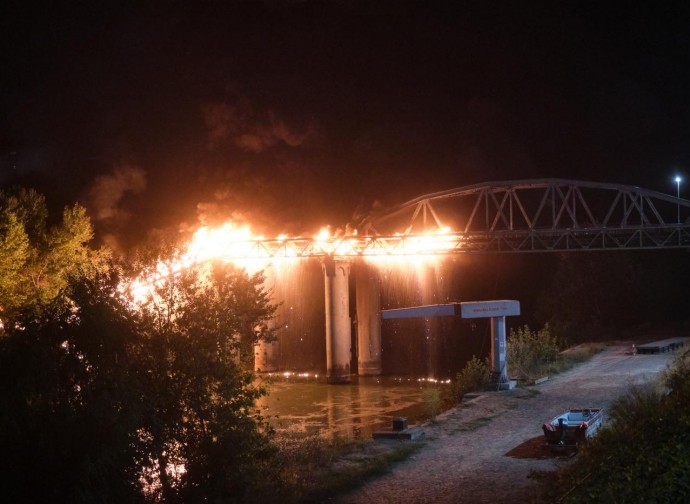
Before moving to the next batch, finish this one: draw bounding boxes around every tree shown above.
[0,208,30,310]
[0,187,104,327]
[134,261,279,503]
[0,259,282,503]
[0,268,147,503]
[537,251,690,343]
[537,252,638,342]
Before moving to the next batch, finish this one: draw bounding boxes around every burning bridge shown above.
[360,178,690,253]
[252,179,690,383]
[135,179,690,383]
[237,179,690,259]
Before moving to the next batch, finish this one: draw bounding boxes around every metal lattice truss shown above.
[359,179,690,253]
[197,180,690,260]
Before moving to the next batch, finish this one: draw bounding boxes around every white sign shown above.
[460,300,520,319]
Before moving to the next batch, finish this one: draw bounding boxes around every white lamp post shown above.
[675,176,682,224]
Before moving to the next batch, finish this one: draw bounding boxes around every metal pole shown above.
[676,177,682,224]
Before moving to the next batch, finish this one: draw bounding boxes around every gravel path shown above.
[331,342,679,504]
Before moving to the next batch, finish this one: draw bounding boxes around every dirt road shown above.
[331,342,679,504]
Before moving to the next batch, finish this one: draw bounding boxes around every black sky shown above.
[2,1,690,250]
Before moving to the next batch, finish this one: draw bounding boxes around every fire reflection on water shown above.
[256,375,451,438]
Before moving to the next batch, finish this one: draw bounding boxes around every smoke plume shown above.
[203,98,316,152]
[88,165,147,221]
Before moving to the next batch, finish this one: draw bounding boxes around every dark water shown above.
[256,374,452,438]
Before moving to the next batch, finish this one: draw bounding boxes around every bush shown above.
[507,324,560,381]
[422,387,442,420]
[454,355,491,398]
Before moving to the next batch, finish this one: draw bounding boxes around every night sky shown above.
[3,1,690,251]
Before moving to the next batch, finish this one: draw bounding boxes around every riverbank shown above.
[325,341,677,503]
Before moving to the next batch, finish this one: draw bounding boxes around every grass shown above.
[453,415,493,432]
[299,442,422,503]
[508,325,605,384]
[515,387,541,400]
[273,431,423,503]
[540,342,606,376]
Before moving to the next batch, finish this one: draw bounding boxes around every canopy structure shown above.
[382,300,520,386]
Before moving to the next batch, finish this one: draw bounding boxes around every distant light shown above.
[675,177,682,223]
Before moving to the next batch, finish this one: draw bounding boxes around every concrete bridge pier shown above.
[355,262,382,376]
[323,257,352,384]
[254,265,281,373]
[254,318,280,372]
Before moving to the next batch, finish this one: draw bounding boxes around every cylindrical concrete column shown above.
[420,264,440,378]
[254,265,280,373]
[254,317,280,372]
[355,262,382,376]
[323,257,352,384]
[491,316,508,383]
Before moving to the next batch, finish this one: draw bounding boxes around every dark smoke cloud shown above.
[203,98,316,153]
[89,165,147,221]
[87,165,147,251]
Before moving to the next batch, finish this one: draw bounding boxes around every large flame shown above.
[122,221,461,302]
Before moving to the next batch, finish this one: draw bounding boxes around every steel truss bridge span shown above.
[252,179,690,382]
[359,179,690,253]
[210,179,690,259]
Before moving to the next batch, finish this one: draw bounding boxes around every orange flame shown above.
[121,221,461,302]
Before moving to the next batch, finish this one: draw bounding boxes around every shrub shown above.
[454,355,491,398]
[507,324,560,381]
[422,387,442,420]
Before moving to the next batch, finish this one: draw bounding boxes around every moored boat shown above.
[542,408,604,449]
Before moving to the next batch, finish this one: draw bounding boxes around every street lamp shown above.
[675,176,682,224]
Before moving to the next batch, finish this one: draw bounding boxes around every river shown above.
[256,374,453,438]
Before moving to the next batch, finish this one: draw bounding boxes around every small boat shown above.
[542,408,604,450]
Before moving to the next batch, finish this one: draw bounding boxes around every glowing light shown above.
[675,176,683,224]
[120,219,464,302]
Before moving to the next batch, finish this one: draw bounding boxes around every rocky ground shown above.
[329,341,680,504]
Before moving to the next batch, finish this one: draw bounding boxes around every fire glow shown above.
[124,221,462,301]
[181,223,460,262]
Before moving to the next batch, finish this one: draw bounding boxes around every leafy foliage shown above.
[0,188,105,326]
[507,324,560,381]
[535,350,690,503]
[537,251,690,342]
[134,262,280,503]
[422,387,442,420]
[0,209,30,306]
[0,269,145,503]
[0,256,282,503]
[453,355,491,398]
